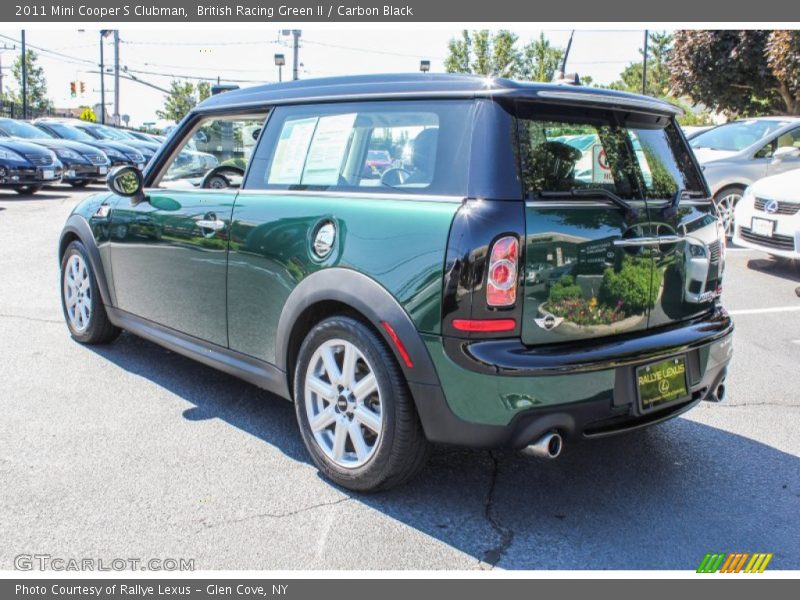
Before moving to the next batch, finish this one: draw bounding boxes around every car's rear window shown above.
[517,103,705,200]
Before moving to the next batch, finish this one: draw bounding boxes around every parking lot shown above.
[0,185,798,571]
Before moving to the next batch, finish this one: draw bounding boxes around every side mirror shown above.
[107,165,146,204]
[772,146,800,162]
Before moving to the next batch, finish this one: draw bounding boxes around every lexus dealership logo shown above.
[764,199,779,214]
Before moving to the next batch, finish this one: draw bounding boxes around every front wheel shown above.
[294,316,429,492]
[60,241,121,344]
[714,185,745,238]
[14,185,43,195]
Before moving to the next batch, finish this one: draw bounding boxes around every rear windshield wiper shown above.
[536,188,639,222]
[662,189,708,218]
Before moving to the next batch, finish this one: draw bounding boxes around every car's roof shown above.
[195,73,682,116]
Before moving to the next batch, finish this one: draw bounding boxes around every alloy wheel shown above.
[716,191,742,237]
[304,338,384,469]
[64,254,92,332]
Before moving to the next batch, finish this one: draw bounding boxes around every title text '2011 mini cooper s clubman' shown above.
[59,74,734,491]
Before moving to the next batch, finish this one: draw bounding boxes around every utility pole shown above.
[281,30,301,81]
[21,30,27,119]
[642,29,649,96]
[99,31,105,124]
[113,30,120,125]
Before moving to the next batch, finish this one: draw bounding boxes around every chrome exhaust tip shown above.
[706,381,727,403]
[714,383,726,402]
[521,431,563,459]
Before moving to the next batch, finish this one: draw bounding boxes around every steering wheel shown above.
[201,166,245,189]
[380,167,411,187]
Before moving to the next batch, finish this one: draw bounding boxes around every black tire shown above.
[69,180,90,188]
[713,185,745,239]
[60,240,121,345]
[14,185,43,195]
[293,316,430,492]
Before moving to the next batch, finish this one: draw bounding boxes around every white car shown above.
[733,168,800,259]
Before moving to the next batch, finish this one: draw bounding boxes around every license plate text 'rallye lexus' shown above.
[58,74,733,491]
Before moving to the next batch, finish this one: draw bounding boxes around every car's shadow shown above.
[746,256,800,284]
[90,332,800,569]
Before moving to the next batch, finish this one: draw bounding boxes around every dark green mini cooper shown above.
[59,74,733,491]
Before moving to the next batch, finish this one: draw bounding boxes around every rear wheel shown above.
[714,185,745,238]
[60,241,121,344]
[69,180,90,188]
[294,316,429,492]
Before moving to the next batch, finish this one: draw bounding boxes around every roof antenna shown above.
[552,30,580,85]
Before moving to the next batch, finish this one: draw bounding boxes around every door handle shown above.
[196,219,225,231]
[613,235,682,247]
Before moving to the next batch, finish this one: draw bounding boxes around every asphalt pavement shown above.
[0,186,798,571]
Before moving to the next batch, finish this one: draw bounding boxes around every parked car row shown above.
[0,117,153,194]
[685,117,800,260]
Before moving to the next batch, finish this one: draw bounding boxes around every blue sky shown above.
[0,28,655,127]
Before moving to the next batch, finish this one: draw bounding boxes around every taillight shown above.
[486,236,519,307]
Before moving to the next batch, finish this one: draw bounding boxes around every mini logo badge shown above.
[764,199,779,214]
[534,313,564,331]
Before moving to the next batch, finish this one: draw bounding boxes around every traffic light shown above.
[80,81,85,94]
[70,81,76,98]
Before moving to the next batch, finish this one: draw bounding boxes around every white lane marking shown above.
[728,306,800,316]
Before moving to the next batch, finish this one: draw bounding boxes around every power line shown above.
[302,39,445,61]
[122,66,267,84]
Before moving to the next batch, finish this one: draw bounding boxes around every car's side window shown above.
[776,127,800,150]
[245,100,472,196]
[755,140,776,159]
[152,114,267,190]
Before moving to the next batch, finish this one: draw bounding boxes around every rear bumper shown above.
[413,306,733,448]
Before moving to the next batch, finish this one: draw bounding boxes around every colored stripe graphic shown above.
[697,552,772,573]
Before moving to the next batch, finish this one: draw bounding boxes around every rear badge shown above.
[534,313,564,331]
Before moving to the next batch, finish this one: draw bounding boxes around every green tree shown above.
[668,30,800,116]
[197,81,211,103]
[5,49,53,115]
[444,30,471,74]
[156,80,205,123]
[444,30,564,82]
[610,31,673,96]
[445,30,521,77]
[520,33,564,82]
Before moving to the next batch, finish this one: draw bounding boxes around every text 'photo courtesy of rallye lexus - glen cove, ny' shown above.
[58,74,734,492]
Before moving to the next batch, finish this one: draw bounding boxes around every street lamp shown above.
[420,60,430,73]
[274,53,285,83]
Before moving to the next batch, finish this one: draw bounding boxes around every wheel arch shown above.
[276,268,442,400]
[59,214,114,307]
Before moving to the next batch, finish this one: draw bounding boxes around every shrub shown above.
[549,274,582,303]
[599,257,657,313]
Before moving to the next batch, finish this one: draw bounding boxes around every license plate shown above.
[42,169,54,180]
[636,355,688,411]
[751,217,774,238]
[98,166,108,175]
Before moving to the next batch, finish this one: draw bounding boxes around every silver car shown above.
[689,117,800,235]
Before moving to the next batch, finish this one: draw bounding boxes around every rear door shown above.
[516,103,717,346]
